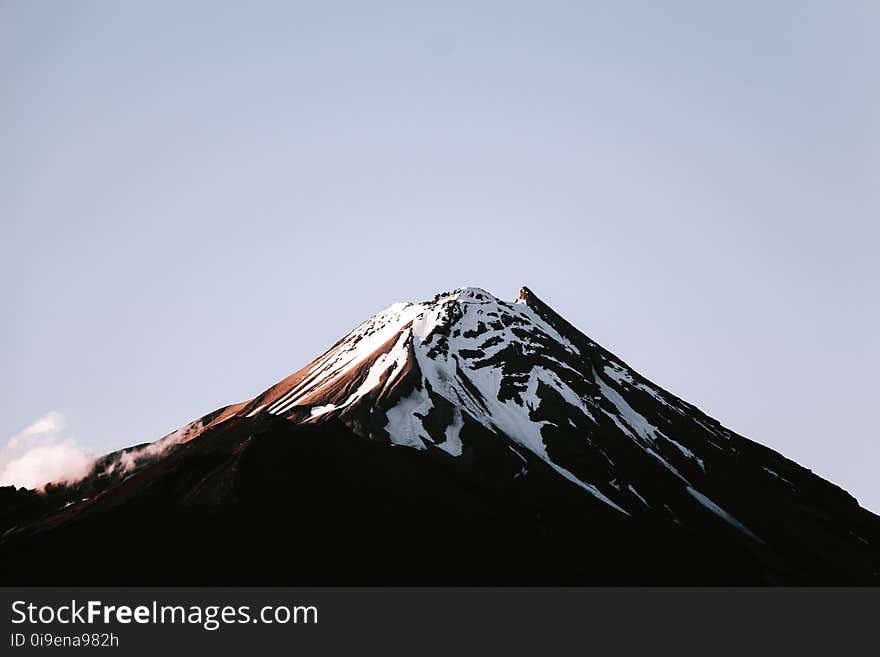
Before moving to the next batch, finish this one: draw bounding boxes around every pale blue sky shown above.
[2,2,878,509]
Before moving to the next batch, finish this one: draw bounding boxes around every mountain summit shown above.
[2,286,878,584]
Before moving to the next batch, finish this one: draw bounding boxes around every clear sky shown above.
[2,2,878,510]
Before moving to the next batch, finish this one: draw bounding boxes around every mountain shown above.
[2,286,878,584]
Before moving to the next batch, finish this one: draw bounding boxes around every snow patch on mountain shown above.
[385,388,431,450]
[686,487,763,543]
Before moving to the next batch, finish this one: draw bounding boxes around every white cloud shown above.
[0,412,94,490]
[7,410,64,449]
[0,441,93,489]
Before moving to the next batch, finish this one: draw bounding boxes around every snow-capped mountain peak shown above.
[223,286,771,531]
[5,284,878,586]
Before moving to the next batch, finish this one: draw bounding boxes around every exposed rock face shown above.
[2,286,878,584]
